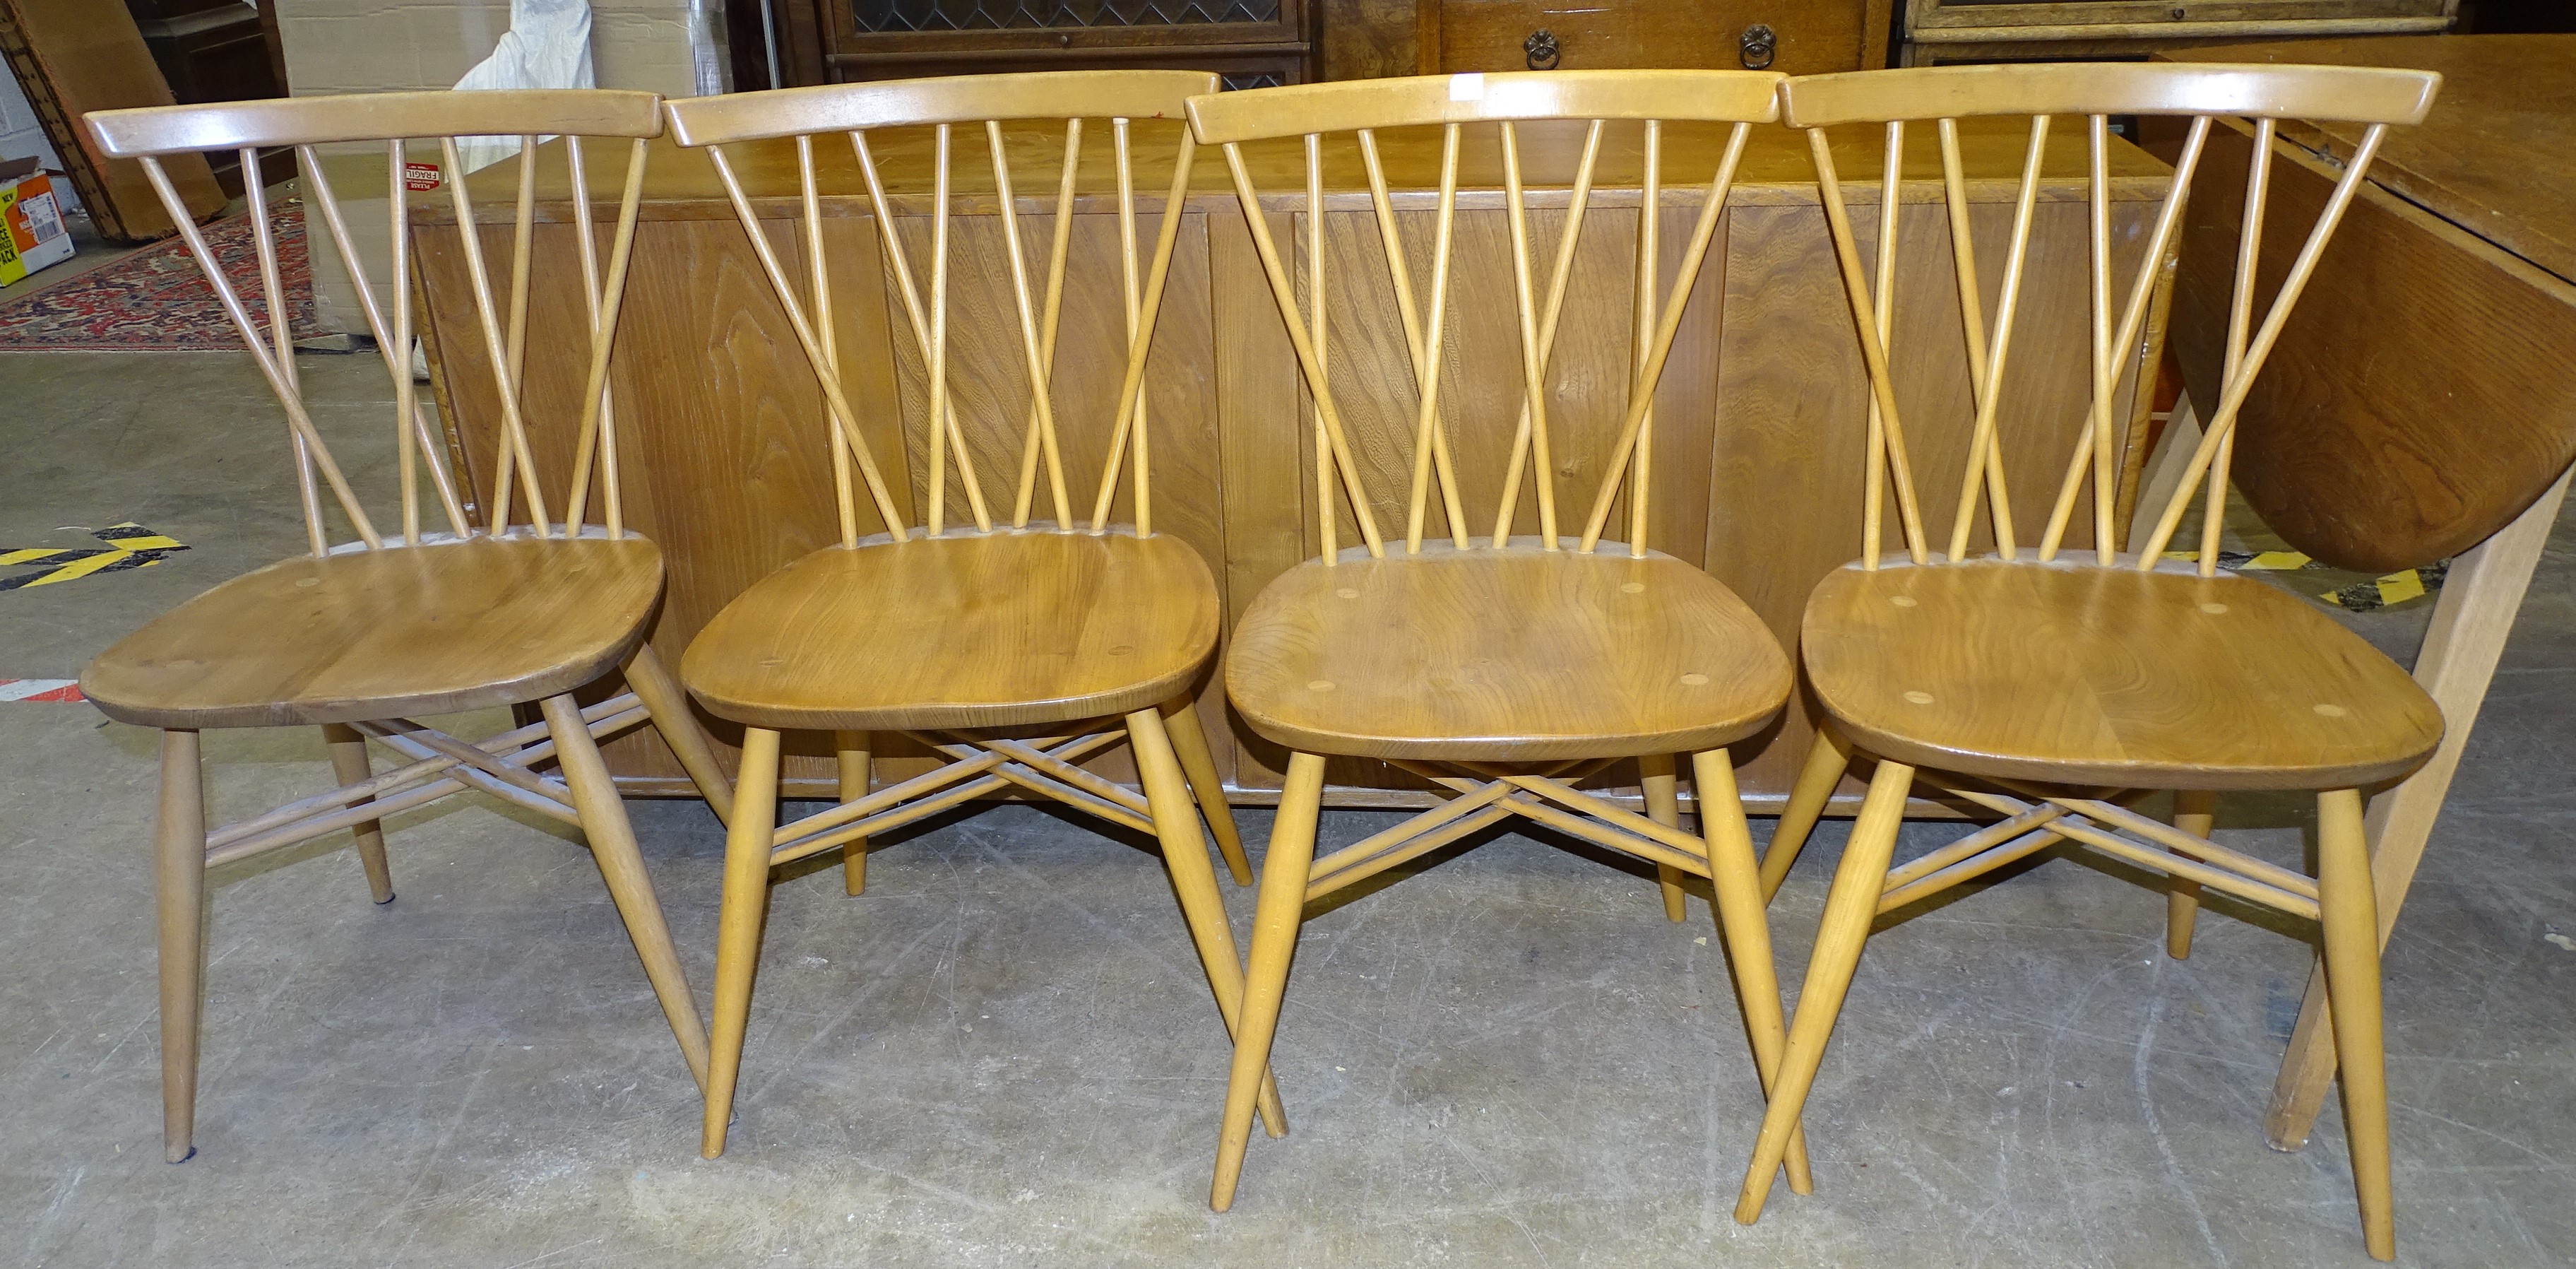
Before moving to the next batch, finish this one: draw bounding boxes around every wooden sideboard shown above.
[410,119,2172,812]
[1417,0,1894,75]
[735,0,1323,89]
[732,0,1894,90]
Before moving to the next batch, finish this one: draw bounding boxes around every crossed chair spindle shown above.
[662,70,1276,1161]
[78,89,740,1163]
[1733,63,2444,1262]
[1187,69,1819,1212]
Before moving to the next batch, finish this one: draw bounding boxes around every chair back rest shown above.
[1777,63,2438,573]
[1186,71,1785,561]
[86,90,667,554]
[663,70,1218,544]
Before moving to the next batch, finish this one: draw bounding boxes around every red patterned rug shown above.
[0,201,326,351]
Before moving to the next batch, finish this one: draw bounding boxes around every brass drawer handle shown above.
[1524,29,1560,71]
[1740,23,1776,71]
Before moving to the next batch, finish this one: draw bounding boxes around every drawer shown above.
[1427,0,1887,74]
[818,0,1317,84]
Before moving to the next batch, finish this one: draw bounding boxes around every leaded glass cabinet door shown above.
[812,0,1314,87]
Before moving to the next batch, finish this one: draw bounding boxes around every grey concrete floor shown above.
[2,350,2572,1268]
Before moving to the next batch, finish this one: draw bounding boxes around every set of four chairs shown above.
[81,59,2440,1259]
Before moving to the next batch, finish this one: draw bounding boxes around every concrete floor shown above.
[3,350,2572,1268]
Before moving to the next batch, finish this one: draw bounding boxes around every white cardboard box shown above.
[0,157,74,288]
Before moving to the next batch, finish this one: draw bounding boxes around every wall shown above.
[275,0,721,100]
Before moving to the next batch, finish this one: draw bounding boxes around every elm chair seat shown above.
[85,536,663,729]
[681,528,1218,732]
[1228,541,1791,762]
[1800,558,2442,791]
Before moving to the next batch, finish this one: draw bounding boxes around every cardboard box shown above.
[0,154,73,286]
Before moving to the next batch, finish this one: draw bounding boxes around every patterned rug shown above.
[0,201,326,351]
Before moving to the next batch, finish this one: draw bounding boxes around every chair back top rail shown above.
[1186,70,1783,144]
[86,89,663,158]
[1780,62,2439,129]
[1186,71,1783,565]
[665,70,1220,147]
[84,90,664,556]
[1776,62,2438,575]
[664,73,1216,548]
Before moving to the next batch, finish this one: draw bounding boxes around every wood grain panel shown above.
[1212,201,1308,794]
[1428,0,1892,76]
[1320,0,1419,81]
[2166,123,2576,572]
[2160,34,2575,287]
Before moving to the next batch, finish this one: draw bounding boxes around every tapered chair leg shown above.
[1211,750,1325,1212]
[835,731,871,895]
[1128,708,1286,1136]
[1737,757,1913,1224]
[1692,750,1812,1195]
[321,722,393,903]
[702,726,782,1158]
[2166,789,2216,960]
[1161,695,1253,886]
[625,644,735,825]
[542,695,711,1091]
[1762,726,1853,903]
[1642,752,1689,922]
[155,728,206,1163]
[2317,787,2397,1261]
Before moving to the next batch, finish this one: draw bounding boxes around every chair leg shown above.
[1127,709,1286,1138]
[542,695,711,1092]
[155,728,206,1163]
[1211,750,1325,1212]
[624,643,735,825]
[1161,695,1253,886]
[1692,750,1812,1195]
[2318,786,2397,1261]
[1736,757,1913,1224]
[1641,752,1688,922]
[702,726,780,1158]
[2166,790,2216,960]
[1762,726,1853,904]
[835,731,870,896]
[321,722,393,904]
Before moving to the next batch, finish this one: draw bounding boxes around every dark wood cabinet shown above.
[122,0,285,196]
[1420,0,1894,74]
[738,0,1892,88]
[741,0,1317,88]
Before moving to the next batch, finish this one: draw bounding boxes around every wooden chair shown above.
[661,71,1268,1159]
[1735,63,2443,1261]
[1185,70,1807,1211]
[79,90,739,1162]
